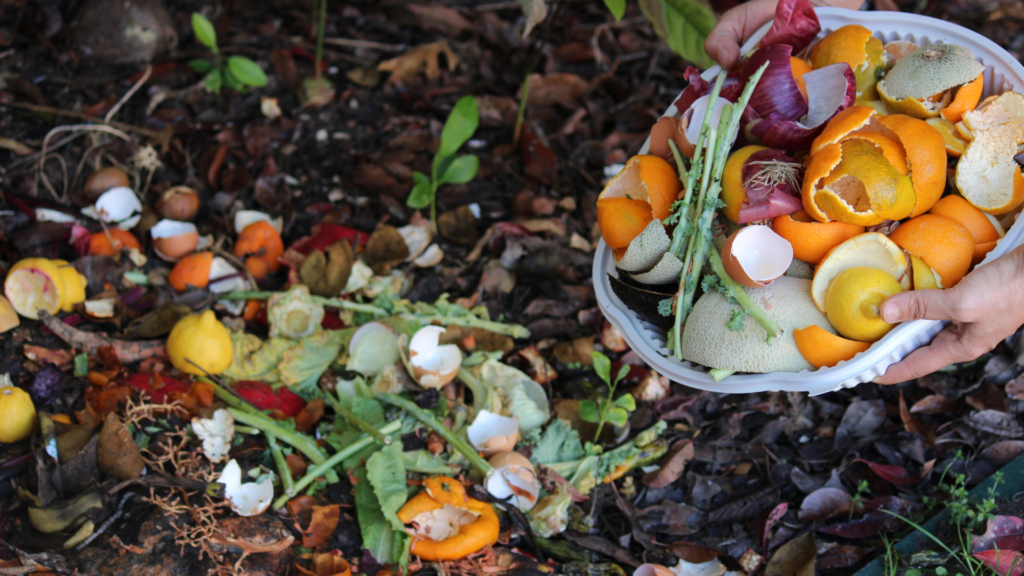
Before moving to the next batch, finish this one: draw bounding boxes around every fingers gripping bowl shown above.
[592,7,1024,395]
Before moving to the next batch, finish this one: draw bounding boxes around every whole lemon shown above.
[825,267,904,342]
[4,258,66,319]
[52,260,88,312]
[167,310,234,375]
[0,386,37,443]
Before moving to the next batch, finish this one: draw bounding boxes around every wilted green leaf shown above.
[603,0,626,20]
[439,154,479,185]
[354,466,410,566]
[407,171,432,209]
[533,419,586,464]
[438,95,479,159]
[638,0,717,69]
[191,13,218,51]
[227,56,268,87]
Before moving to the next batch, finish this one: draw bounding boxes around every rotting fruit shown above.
[166,310,234,375]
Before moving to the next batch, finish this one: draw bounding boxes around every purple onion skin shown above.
[736,150,803,224]
[760,0,821,54]
[749,66,857,151]
[742,44,808,122]
[673,66,711,116]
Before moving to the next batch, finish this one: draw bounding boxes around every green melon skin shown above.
[882,43,985,100]
[680,276,835,373]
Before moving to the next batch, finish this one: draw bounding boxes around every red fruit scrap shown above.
[125,373,190,403]
[233,380,307,417]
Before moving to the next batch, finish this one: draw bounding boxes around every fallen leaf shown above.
[378,41,459,87]
[526,73,588,107]
[797,488,851,523]
[856,459,934,486]
[899,392,935,445]
[818,498,921,538]
[973,550,1024,576]
[759,503,788,554]
[553,337,595,366]
[295,399,325,434]
[765,532,816,576]
[271,48,299,90]
[407,5,471,35]
[669,541,719,564]
[561,532,640,567]
[97,413,145,480]
[815,545,870,569]
[635,501,705,535]
[973,516,1024,552]
[437,206,479,246]
[968,381,1009,412]
[835,399,886,447]
[301,505,341,548]
[642,439,694,488]
[23,346,74,367]
[0,137,35,155]
[123,303,192,339]
[301,240,354,297]
[966,410,1024,437]
[982,441,1024,461]
[710,488,779,524]
[363,226,410,275]
[909,394,957,414]
[520,125,558,185]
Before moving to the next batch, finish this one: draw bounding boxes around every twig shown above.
[76,493,133,551]
[38,310,166,361]
[322,37,409,52]
[0,101,167,140]
[106,64,152,122]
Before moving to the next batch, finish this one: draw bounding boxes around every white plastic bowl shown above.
[593,8,1024,395]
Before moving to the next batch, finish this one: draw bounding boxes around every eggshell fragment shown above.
[485,451,540,511]
[467,411,520,457]
[408,326,462,388]
[82,186,143,230]
[208,256,252,315]
[721,225,794,288]
[635,565,676,576]
[218,459,273,517]
[151,219,200,262]
[649,117,691,160]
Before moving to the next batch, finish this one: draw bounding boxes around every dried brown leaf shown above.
[765,532,816,576]
[301,505,340,549]
[407,5,472,35]
[642,439,693,488]
[301,241,354,297]
[967,381,1009,413]
[378,41,459,87]
[981,441,1024,460]
[909,394,956,414]
[364,226,410,275]
[526,73,588,107]
[797,488,851,523]
[97,412,144,480]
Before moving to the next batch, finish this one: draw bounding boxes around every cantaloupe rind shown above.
[955,122,1024,215]
[630,252,683,285]
[680,276,834,373]
[811,232,910,312]
[879,43,984,101]
[615,219,670,273]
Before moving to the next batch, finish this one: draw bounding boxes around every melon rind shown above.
[631,252,683,285]
[881,43,984,101]
[680,277,834,373]
[616,220,670,273]
[785,259,815,280]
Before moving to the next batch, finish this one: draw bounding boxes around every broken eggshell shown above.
[234,210,283,235]
[208,256,252,315]
[398,218,433,261]
[466,411,520,457]
[82,186,142,230]
[413,244,444,267]
[218,459,273,516]
[635,565,676,576]
[485,451,540,511]
[346,322,401,376]
[151,219,200,262]
[407,326,462,388]
[721,225,794,288]
[648,117,691,160]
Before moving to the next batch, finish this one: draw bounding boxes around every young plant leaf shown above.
[188,58,214,73]
[613,393,636,411]
[607,407,629,428]
[407,172,432,209]
[223,66,246,93]
[637,0,717,70]
[614,364,631,385]
[603,0,626,20]
[204,69,223,94]
[438,154,479,185]
[228,56,268,87]
[579,399,600,423]
[592,351,611,385]
[438,95,479,159]
[191,13,218,52]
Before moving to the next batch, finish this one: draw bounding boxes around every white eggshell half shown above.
[467,410,520,457]
[87,186,143,230]
[721,225,794,288]
[218,459,273,517]
[485,451,540,511]
[409,326,462,388]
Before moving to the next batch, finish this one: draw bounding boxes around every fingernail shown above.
[881,302,900,323]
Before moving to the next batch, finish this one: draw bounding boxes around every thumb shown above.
[880,289,957,323]
[705,0,778,69]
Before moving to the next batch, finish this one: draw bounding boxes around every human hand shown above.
[704,0,866,70]
[874,245,1024,384]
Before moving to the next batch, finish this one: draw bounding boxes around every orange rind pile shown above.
[876,43,985,122]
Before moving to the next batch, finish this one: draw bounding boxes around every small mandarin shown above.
[168,251,214,292]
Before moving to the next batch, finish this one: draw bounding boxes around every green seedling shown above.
[189,13,268,94]
[407,95,480,227]
[580,351,636,442]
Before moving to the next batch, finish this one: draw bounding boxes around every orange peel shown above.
[955,122,1024,215]
[808,24,885,101]
[889,214,975,287]
[397,477,500,561]
[794,324,871,369]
